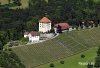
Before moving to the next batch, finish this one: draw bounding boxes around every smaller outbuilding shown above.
[54,22,70,33]
[24,31,40,42]
[24,32,29,38]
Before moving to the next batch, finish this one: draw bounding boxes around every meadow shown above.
[35,47,97,68]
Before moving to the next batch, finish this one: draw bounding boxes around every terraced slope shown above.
[12,27,100,68]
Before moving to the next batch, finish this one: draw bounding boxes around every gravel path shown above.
[10,33,59,48]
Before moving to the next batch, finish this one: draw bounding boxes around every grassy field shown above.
[94,0,100,2]
[0,0,29,8]
[0,0,9,4]
[12,27,100,68]
[35,47,97,68]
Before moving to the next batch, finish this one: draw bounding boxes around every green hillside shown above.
[36,47,97,68]
[94,0,100,2]
[12,27,100,68]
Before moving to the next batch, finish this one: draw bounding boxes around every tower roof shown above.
[39,17,51,23]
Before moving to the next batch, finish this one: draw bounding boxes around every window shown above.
[40,23,42,26]
[48,23,51,26]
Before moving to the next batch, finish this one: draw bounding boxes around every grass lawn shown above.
[94,0,100,2]
[36,47,97,68]
[20,0,29,8]
[0,0,8,4]
[0,0,29,8]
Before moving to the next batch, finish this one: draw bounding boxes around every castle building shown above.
[39,17,51,33]
[24,31,40,42]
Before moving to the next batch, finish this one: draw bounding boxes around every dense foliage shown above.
[0,49,25,68]
[29,0,100,24]
[95,46,100,67]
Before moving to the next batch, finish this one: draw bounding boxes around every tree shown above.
[81,54,85,58]
[0,41,3,50]
[57,25,62,33]
[60,60,64,64]
[50,28,55,33]
[26,20,37,31]
[94,56,100,67]
[0,50,25,68]
[87,63,93,68]
[50,63,54,67]
[94,46,100,67]
[97,46,100,56]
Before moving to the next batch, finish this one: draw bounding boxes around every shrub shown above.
[21,38,28,42]
[50,63,54,67]
[8,48,12,51]
[50,28,55,33]
[81,54,85,58]
[87,63,93,68]
[60,60,64,64]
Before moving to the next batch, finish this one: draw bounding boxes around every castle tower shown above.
[39,17,51,33]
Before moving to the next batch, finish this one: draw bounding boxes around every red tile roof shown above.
[54,23,70,30]
[24,32,29,35]
[39,17,51,23]
[30,31,40,36]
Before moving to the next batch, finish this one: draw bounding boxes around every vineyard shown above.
[12,27,100,68]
